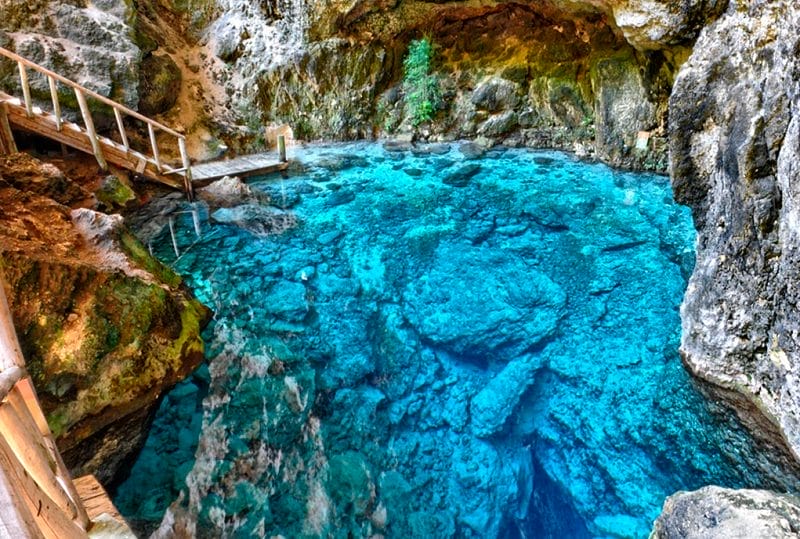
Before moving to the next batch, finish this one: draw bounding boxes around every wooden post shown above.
[17,62,32,117]
[168,217,180,258]
[148,123,162,173]
[113,108,129,151]
[178,137,193,201]
[74,88,107,171]
[278,134,287,162]
[47,76,61,132]
[0,102,17,155]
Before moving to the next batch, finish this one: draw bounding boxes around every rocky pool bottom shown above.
[114,142,796,538]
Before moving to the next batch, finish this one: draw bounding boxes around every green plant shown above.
[403,38,441,127]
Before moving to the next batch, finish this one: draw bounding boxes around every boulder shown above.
[652,486,800,539]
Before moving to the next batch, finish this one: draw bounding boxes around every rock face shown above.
[0,0,141,107]
[0,153,209,484]
[651,486,800,539]
[669,0,800,469]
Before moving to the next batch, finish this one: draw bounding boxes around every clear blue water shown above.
[116,142,781,538]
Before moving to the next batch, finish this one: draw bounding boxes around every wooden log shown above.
[178,137,193,201]
[0,102,17,155]
[0,272,25,371]
[113,108,129,151]
[0,432,85,539]
[0,366,24,402]
[0,398,80,522]
[74,88,107,171]
[47,76,61,132]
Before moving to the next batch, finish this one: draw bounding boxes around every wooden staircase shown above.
[0,46,194,199]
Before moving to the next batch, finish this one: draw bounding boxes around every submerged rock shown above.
[652,486,800,539]
[403,242,566,360]
[211,204,297,236]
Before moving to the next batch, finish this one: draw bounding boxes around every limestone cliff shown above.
[669,0,800,468]
[0,153,209,484]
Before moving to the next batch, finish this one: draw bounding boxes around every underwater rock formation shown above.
[0,153,209,484]
[670,0,800,469]
[652,486,800,539]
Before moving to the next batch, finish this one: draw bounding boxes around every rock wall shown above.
[0,0,727,171]
[0,153,210,484]
[669,0,800,468]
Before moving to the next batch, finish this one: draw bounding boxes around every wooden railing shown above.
[0,273,90,539]
[0,46,193,199]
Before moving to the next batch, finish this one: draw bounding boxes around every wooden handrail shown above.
[0,47,182,138]
[0,46,194,199]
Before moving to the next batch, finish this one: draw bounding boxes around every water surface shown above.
[117,142,779,538]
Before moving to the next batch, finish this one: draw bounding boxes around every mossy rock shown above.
[138,53,182,115]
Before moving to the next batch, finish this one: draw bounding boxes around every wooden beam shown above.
[0,272,25,371]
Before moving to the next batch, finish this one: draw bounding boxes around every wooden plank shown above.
[47,76,61,132]
[0,454,41,539]
[0,272,25,371]
[0,432,85,539]
[8,383,89,528]
[73,476,124,523]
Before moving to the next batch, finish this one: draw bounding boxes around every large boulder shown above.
[652,486,800,539]
[403,242,566,360]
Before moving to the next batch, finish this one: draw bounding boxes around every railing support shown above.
[178,137,193,201]
[47,76,62,132]
[113,108,129,151]
[278,134,287,162]
[16,62,32,118]
[74,88,107,171]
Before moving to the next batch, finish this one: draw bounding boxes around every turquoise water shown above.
[116,142,781,538]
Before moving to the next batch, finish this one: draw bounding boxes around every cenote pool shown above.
[116,142,784,538]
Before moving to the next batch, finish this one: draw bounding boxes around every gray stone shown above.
[471,78,520,112]
[669,0,800,471]
[651,486,800,539]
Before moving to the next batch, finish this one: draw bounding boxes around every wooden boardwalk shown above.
[192,152,289,185]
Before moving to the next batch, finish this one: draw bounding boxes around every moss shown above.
[119,230,182,288]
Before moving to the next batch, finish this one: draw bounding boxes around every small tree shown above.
[403,38,441,127]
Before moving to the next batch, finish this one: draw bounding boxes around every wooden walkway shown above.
[0,46,193,198]
[192,152,289,185]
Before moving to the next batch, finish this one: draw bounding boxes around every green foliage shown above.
[403,38,441,127]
